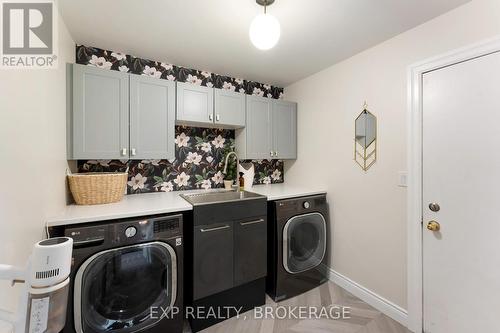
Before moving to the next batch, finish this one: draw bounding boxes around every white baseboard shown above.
[319,264,408,327]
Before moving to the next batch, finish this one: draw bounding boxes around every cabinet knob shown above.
[270,151,274,157]
[209,114,213,121]
[131,148,136,156]
[216,114,220,122]
[275,151,279,157]
[121,148,127,156]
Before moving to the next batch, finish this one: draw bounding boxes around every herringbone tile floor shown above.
[189,281,411,333]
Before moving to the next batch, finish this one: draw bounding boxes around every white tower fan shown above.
[0,237,73,333]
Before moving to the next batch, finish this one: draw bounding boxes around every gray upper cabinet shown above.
[214,89,246,128]
[71,64,129,160]
[176,82,214,125]
[69,65,296,160]
[236,96,273,159]
[130,75,176,160]
[176,83,246,128]
[236,96,297,160]
[69,64,176,160]
[272,100,297,159]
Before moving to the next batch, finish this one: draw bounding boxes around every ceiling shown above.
[58,0,469,87]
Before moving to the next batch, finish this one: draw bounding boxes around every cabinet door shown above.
[245,96,273,159]
[130,75,175,160]
[272,100,297,159]
[234,217,267,286]
[72,64,129,159]
[193,223,233,300]
[214,89,245,128]
[176,82,214,125]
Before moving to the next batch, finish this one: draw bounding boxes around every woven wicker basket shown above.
[68,172,128,205]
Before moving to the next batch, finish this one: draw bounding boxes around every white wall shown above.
[284,0,500,309]
[0,6,74,330]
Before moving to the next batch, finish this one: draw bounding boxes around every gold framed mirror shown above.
[354,103,377,171]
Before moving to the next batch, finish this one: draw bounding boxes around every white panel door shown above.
[422,51,500,333]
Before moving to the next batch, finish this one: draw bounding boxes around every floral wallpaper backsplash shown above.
[78,126,284,195]
[75,45,285,194]
[241,159,284,186]
[76,45,284,99]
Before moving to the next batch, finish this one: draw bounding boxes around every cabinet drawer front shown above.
[193,223,234,299]
[234,216,267,286]
[193,199,267,226]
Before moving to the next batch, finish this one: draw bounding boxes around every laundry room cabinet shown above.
[69,64,129,160]
[191,217,268,300]
[68,64,176,160]
[235,95,297,159]
[129,75,175,160]
[214,88,246,128]
[272,100,298,159]
[176,82,214,126]
[193,223,234,300]
[189,199,267,301]
[234,217,267,286]
[176,82,246,128]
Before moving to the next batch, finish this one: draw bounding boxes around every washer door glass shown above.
[76,242,176,333]
[283,213,326,274]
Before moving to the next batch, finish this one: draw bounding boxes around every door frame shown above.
[407,36,500,333]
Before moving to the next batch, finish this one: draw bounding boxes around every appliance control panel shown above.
[65,225,106,246]
[64,214,182,247]
[113,216,182,244]
[276,195,327,214]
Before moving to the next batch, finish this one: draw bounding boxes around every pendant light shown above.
[249,0,281,50]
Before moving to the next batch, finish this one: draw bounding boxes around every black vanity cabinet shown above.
[191,199,267,299]
[187,198,267,332]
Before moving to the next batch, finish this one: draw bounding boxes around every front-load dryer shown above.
[50,213,184,333]
[266,194,329,302]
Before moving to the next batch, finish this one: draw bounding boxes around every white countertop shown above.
[248,183,326,201]
[47,183,327,227]
[47,191,192,226]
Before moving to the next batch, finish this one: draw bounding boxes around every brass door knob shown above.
[427,221,440,232]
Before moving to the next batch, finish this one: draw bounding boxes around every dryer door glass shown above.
[283,213,326,274]
[76,242,177,333]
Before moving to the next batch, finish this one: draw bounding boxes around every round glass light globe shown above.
[249,13,281,50]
